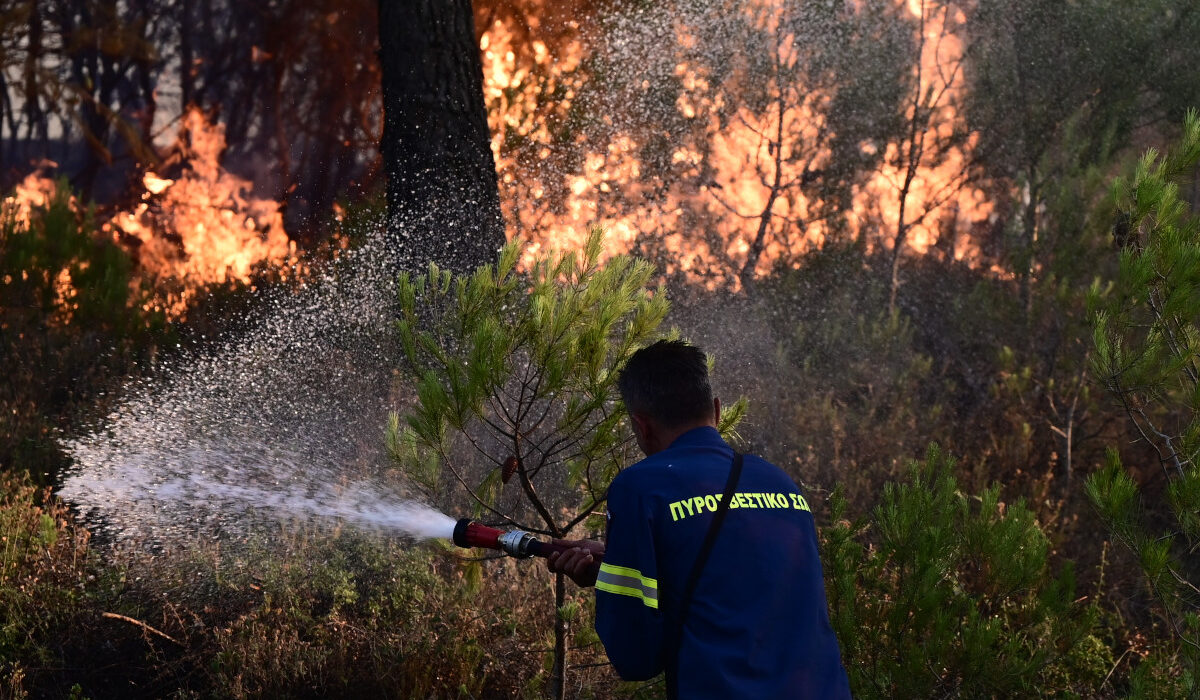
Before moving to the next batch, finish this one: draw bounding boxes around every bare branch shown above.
[440,451,528,530]
[101,612,182,646]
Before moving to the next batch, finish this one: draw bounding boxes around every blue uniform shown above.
[594,427,851,699]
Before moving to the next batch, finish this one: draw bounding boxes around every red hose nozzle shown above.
[452,518,503,550]
[451,518,594,560]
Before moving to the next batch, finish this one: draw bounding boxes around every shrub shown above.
[202,536,494,698]
[0,476,92,696]
[823,444,1107,698]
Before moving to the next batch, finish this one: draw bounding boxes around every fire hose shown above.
[451,518,604,562]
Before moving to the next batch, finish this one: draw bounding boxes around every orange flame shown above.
[483,0,995,285]
[105,108,296,316]
[854,0,992,263]
[5,113,295,320]
[1,166,61,225]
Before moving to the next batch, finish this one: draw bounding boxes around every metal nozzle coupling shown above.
[496,529,538,558]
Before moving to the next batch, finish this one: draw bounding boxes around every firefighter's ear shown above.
[629,413,649,439]
[629,413,654,454]
[713,396,721,426]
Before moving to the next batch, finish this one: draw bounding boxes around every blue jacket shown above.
[594,427,851,699]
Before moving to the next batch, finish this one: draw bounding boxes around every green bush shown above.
[0,476,92,695]
[190,533,633,698]
[823,444,1108,698]
[202,536,492,698]
[755,240,1122,553]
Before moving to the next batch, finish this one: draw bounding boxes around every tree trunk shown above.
[23,0,47,146]
[377,0,505,274]
[550,571,569,700]
[739,95,785,294]
[178,0,194,108]
[889,1,928,315]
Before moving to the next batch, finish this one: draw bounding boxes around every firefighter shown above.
[547,340,851,698]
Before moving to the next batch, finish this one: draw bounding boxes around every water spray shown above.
[452,519,602,561]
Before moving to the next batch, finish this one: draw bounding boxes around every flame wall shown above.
[482,0,995,287]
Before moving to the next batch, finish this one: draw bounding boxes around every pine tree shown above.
[386,230,747,697]
[1088,109,1200,690]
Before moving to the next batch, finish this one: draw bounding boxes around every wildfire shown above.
[4,111,295,320]
[1,166,61,225]
[481,0,995,286]
[7,1,997,318]
[105,108,296,316]
[1,168,74,326]
[852,0,992,262]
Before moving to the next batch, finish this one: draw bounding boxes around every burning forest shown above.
[3,0,1200,697]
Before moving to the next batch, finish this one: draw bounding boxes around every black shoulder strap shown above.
[665,451,744,697]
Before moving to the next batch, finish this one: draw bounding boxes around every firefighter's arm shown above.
[593,480,664,681]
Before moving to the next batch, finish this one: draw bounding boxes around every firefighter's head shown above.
[618,339,721,455]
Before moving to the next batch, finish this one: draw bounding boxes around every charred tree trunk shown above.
[739,88,786,294]
[377,0,505,274]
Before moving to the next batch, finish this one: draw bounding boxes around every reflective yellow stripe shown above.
[596,563,659,609]
[598,563,658,589]
[596,580,660,609]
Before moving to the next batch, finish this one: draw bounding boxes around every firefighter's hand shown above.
[546,540,604,588]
